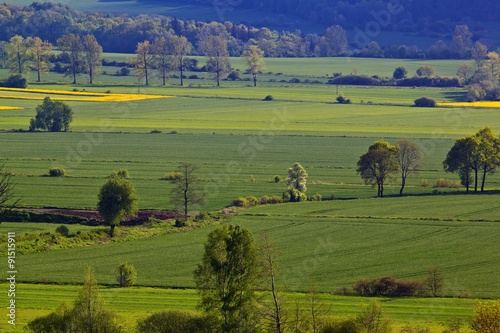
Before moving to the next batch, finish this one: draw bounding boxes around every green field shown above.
[0,56,499,330]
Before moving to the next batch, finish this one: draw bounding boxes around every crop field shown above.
[0,56,499,330]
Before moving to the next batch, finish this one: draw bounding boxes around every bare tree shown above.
[170,163,205,220]
[259,232,287,333]
[153,36,174,86]
[425,267,444,297]
[308,285,329,333]
[0,163,19,212]
[81,34,103,84]
[395,139,423,196]
[201,35,231,87]
[30,37,52,82]
[57,34,83,84]
[6,35,32,75]
[133,41,154,86]
[171,35,191,86]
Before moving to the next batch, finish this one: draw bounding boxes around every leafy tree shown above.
[451,25,473,58]
[471,41,488,70]
[152,36,174,86]
[81,34,103,84]
[170,163,205,220]
[286,162,308,193]
[357,140,398,197]
[97,174,138,237]
[242,45,265,87]
[194,224,259,333]
[474,127,500,192]
[416,65,434,77]
[425,267,444,297]
[116,262,137,287]
[6,35,32,76]
[27,302,74,333]
[30,37,52,82]
[0,163,19,213]
[202,35,231,87]
[323,25,348,56]
[393,66,408,79]
[133,41,154,86]
[57,34,83,84]
[72,267,125,333]
[456,63,475,85]
[356,302,391,333]
[30,97,73,132]
[171,35,191,86]
[395,139,423,196]
[443,136,480,193]
[470,300,500,333]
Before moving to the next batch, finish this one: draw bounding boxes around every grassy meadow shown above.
[0,56,499,329]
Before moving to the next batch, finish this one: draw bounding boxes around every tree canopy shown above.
[30,97,73,132]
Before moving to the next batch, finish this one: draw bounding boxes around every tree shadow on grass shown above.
[442,91,468,102]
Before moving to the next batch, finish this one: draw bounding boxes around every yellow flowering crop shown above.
[0,87,173,102]
[0,106,22,111]
[438,101,500,108]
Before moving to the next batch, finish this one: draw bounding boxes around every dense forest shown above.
[0,2,494,58]
[141,0,500,27]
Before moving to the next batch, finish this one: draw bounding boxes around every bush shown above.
[227,70,241,81]
[246,196,258,207]
[420,179,430,187]
[289,77,301,83]
[328,75,381,86]
[188,74,199,79]
[113,168,130,179]
[263,95,274,101]
[320,317,358,333]
[150,129,162,134]
[393,66,408,79]
[0,75,28,88]
[55,225,69,236]
[435,178,461,188]
[48,167,66,177]
[283,189,307,202]
[116,262,137,287]
[470,300,500,333]
[164,172,183,181]
[233,197,248,207]
[400,323,431,333]
[175,219,189,228]
[312,193,322,201]
[193,211,209,222]
[269,196,282,204]
[414,97,437,107]
[137,310,214,333]
[398,76,460,87]
[354,276,424,297]
[273,175,282,183]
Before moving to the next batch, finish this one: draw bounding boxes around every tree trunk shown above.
[399,176,406,196]
[109,224,115,238]
[37,70,41,83]
[145,68,149,86]
[474,169,478,193]
[380,182,384,198]
[180,60,184,86]
[253,74,257,87]
[481,166,487,192]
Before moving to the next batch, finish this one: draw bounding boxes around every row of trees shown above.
[0,3,491,60]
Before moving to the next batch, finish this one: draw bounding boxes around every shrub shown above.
[354,276,424,297]
[470,300,500,333]
[283,189,307,202]
[269,196,282,204]
[336,94,347,103]
[393,66,408,79]
[320,317,358,333]
[328,75,381,86]
[435,178,461,188]
[1,75,28,88]
[414,97,437,107]
[400,323,431,333]
[116,262,137,287]
[289,77,301,83]
[233,197,248,207]
[113,168,130,179]
[150,129,162,134]
[259,195,271,205]
[398,76,460,87]
[273,175,282,183]
[175,219,189,228]
[313,193,322,201]
[193,211,209,222]
[55,225,69,236]
[263,95,274,101]
[137,310,214,333]
[164,172,183,181]
[246,196,258,207]
[48,167,66,177]
[420,179,430,187]
[188,74,199,79]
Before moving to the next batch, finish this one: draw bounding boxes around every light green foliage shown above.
[6,34,32,75]
[287,162,308,193]
[116,262,137,287]
[242,45,265,87]
[194,224,259,333]
[416,65,434,77]
[97,175,138,237]
[113,168,130,179]
[356,302,392,333]
[470,301,500,333]
[136,310,213,333]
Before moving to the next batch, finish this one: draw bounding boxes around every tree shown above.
[0,163,19,213]
[474,127,500,192]
[323,25,348,56]
[357,140,398,197]
[443,136,480,193]
[57,34,83,84]
[470,301,500,333]
[30,37,52,82]
[425,267,444,297]
[202,35,231,87]
[457,63,475,85]
[194,224,259,333]
[72,267,124,333]
[286,162,308,193]
[81,34,103,84]
[6,35,32,76]
[356,302,391,333]
[395,139,423,196]
[116,262,137,287]
[152,36,174,86]
[416,65,434,77]
[259,233,287,333]
[451,25,473,58]
[97,174,138,237]
[242,45,265,87]
[133,41,154,86]
[30,97,73,132]
[471,41,488,70]
[393,66,408,79]
[171,35,191,86]
[170,163,205,220]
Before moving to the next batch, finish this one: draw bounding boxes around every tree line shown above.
[0,2,493,60]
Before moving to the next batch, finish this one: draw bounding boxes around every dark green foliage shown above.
[282,188,307,202]
[414,97,437,107]
[0,74,27,88]
[328,75,381,86]
[136,310,214,333]
[30,97,73,132]
[194,224,258,333]
[227,70,241,81]
[353,276,425,297]
[393,66,408,79]
[320,317,358,333]
[263,95,274,101]
[49,167,66,177]
[273,175,282,183]
[233,197,248,207]
[398,77,460,87]
[27,303,73,333]
[116,262,137,287]
[55,225,69,236]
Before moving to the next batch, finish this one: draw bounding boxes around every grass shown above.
[0,283,479,332]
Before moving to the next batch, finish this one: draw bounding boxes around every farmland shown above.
[0,55,499,330]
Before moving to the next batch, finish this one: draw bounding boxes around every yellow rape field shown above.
[438,101,500,108]
[0,87,173,102]
[0,106,22,111]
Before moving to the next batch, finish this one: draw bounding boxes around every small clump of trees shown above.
[29,97,73,132]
